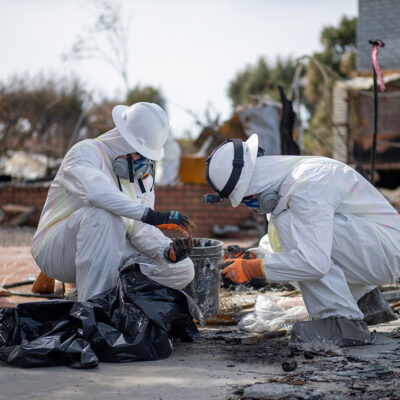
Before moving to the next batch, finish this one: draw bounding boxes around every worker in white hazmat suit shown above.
[205,134,400,345]
[155,133,182,186]
[32,102,195,302]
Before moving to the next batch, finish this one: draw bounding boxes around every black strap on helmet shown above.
[206,138,244,199]
[126,153,134,183]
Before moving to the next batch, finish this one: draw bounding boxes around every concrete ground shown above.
[0,338,275,400]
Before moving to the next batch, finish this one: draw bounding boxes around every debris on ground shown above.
[241,382,323,399]
[220,325,400,399]
[281,359,297,372]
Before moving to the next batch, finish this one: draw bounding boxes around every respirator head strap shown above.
[126,153,134,182]
[205,139,244,203]
[220,138,243,198]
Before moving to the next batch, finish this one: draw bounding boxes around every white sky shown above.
[0,0,358,138]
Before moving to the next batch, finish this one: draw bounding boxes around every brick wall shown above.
[0,183,50,226]
[0,183,251,237]
[154,184,251,237]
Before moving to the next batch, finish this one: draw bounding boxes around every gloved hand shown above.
[164,238,193,263]
[223,245,257,260]
[142,208,195,237]
[221,258,264,284]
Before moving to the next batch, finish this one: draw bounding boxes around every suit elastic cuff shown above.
[141,207,150,221]
[260,259,266,278]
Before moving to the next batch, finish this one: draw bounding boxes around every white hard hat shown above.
[112,102,169,161]
[206,134,259,207]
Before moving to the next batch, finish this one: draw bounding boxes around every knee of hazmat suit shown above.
[205,134,400,309]
[135,255,195,290]
[32,102,184,299]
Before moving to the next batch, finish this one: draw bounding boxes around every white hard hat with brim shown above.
[112,103,169,161]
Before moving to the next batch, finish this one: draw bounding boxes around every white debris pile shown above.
[238,294,308,333]
[1,151,48,180]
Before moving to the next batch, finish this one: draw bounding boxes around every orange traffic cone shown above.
[31,271,55,294]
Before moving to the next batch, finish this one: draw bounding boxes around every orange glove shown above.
[164,237,193,263]
[221,258,265,284]
[223,245,257,260]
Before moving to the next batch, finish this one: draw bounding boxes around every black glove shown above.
[142,208,195,236]
[164,238,193,263]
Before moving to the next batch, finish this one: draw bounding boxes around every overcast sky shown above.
[0,0,358,138]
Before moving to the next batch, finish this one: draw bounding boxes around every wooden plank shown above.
[0,203,36,226]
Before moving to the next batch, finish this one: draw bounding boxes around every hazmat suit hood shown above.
[96,128,136,160]
[244,155,306,196]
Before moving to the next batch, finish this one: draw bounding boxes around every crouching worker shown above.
[31,102,195,301]
[205,134,400,346]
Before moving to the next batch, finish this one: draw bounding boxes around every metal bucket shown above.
[185,238,224,318]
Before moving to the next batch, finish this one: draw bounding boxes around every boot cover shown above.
[357,288,398,326]
[289,316,375,348]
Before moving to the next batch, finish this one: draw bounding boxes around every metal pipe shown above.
[3,279,35,289]
[370,67,378,185]
[368,39,385,185]
[9,291,64,299]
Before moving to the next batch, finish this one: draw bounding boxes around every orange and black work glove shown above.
[223,245,257,260]
[142,208,195,237]
[164,238,193,263]
[221,258,265,284]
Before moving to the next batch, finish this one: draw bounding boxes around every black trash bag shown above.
[0,264,199,368]
[0,301,98,368]
[88,264,199,362]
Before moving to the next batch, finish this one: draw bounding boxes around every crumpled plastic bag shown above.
[238,295,308,333]
[0,264,199,368]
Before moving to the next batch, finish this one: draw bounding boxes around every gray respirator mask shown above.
[112,154,154,182]
[242,189,279,214]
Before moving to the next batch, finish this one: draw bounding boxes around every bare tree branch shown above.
[62,0,134,92]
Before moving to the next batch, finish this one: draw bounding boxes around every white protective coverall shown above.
[32,128,194,301]
[245,155,400,320]
[155,134,182,186]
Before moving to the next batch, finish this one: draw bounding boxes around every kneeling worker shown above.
[205,134,400,345]
[32,102,195,301]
